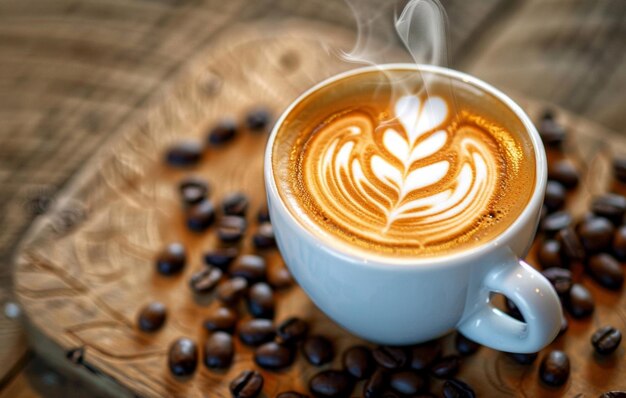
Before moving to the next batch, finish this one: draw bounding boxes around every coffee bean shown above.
[204,247,239,271]
[268,266,294,289]
[541,267,573,297]
[230,370,264,398]
[442,379,475,398]
[253,222,276,249]
[247,282,275,319]
[257,205,270,223]
[168,338,198,377]
[217,216,247,243]
[541,211,573,236]
[277,392,309,398]
[592,194,626,225]
[566,283,594,318]
[238,318,275,346]
[207,118,237,146]
[557,227,585,262]
[179,176,209,205]
[455,333,480,356]
[538,117,566,149]
[544,181,566,211]
[559,315,569,336]
[165,140,203,167]
[204,331,234,369]
[578,217,615,253]
[539,350,569,386]
[589,253,624,290]
[309,370,353,398]
[505,298,524,321]
[410,341,441,370]
[591,326,622,355]
[613,225,626,260]
[613,156,626,183]
[430,355,461,379]
[373,346,407,370]
[507,352,538,365]
[217,277,248,305]
[363,368,387,398]
[186,199,216,232]
[230,255,267,283]
[389,371,427,395]
[342,345,374,379]
[277,317,309,344]
[537,239,564,269]
[156,243,186,275]
[137,302,166,332]
[203,306,238,334]
[303,335,334,366]
[222,192,249,217]
[189,266,222,294]
[246,107,271,132]
[600,391,626,398]
[255,341,295,369]
[548,160,579,189]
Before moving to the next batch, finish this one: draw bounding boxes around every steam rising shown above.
[395,0,447,66]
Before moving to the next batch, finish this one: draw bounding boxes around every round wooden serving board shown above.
[13,21,626,397]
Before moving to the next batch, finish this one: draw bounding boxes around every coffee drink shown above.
[272,68,536,257]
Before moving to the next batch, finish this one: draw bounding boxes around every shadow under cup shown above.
[264,64,558,350]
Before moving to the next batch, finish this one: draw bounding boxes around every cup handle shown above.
[457,250,563,353]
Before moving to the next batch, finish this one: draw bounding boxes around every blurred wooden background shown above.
[0,0,624,396]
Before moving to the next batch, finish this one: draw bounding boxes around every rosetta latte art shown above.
[302,95,502,248]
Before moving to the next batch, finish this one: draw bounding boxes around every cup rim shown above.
[264,63,547,267]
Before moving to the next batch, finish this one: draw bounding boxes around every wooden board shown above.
[12,22,626,398]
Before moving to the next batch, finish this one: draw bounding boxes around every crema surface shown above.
[272,69,536,257]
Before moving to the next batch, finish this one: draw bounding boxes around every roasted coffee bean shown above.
[541,211,573,236]
[222,192,249,217]
[372,346,407,370]
[430,355,461,379]
[255,341,295,369]
[343,345,374,379]
[613,226,626,260]
[389,370,427,395]
[566,283,594,318]
[204,331,234,369]
[591,326,622,355]
[230,255,267,283]
[592,194,626,225]
[507,352,538,365]
[257,205,270,223]
[268,266,294,289]
[442,379,475,398]
[246,107,271,131]
[544,181,566,211]
[203,306,238,334]
[253,222,276,249]
[230,370,264,398]
[600,391,626,398]
[548,160,579,189]
[189,266,222,294]
[613,156,626,183]
[204,247,239,271]
[539,350,569,386]
[137,302,167,332]
[309,370,353,398]
[557,227,585,262]
[156,242,186,275]
[505,298,524,321]
[410,341,441,370]
[165,140,203,167]
[238,318,275,346]
[186,199,216,231]
[179,176,209,205]
[276,392,309,398]
[537,239,564,269]
[541,267,573,297]
[277,317,309,344]
[363,368,387,398]
[538,117,566,149]
[247,282,275,319]
[455,333,480,356]
[303,335,334,366]
[217,277,248,305]
[578,217,615,253]
[217,216,247,243]
[559,315,569,336]
[208,118,237,146]
[168,338,198,377]
[589,253,624,290]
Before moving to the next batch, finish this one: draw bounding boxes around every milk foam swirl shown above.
[302,95,501,248]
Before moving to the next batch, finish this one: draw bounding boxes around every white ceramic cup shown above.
[264,64,563,353]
